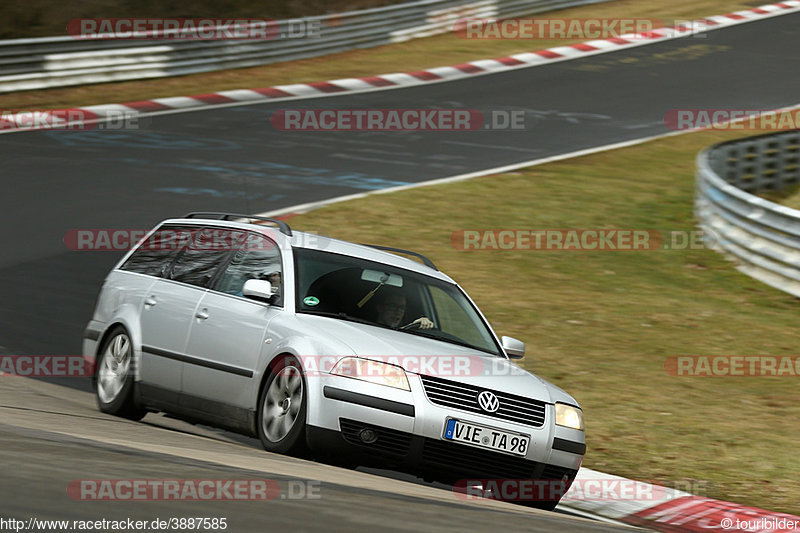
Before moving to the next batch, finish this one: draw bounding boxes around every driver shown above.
[375,291,434,330]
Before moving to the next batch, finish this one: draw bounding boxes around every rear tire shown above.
[94,326,146,421]
[258,356,308,455]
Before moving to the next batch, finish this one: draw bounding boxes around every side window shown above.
[216,232,282,305]
[168,227,233,288]
[170,249,231,288]
[119,226,183,277]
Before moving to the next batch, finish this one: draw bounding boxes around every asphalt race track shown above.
[0,11,798,531]
[0,378,634,532]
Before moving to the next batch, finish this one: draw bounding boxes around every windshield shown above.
[293,248,501,356]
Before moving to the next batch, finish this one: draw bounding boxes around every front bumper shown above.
[306,372,584,482]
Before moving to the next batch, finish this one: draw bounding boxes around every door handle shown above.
[144,296,157,307]
[195,308,209,320]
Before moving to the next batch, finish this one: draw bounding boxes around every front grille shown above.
[339,419,413,457]
[422,438,536,479]
[420,375,546,427]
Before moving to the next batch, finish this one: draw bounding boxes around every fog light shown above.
[359,429,378,444]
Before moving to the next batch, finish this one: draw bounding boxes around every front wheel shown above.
[94,327,146,420]
[258,356,307,455]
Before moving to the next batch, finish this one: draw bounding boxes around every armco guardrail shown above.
[696,129,800,297]
[0,0,610,93]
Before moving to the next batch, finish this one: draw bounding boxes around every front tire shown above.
[519,499,559,512]
[94,326,146,421]
[258,356,307,455]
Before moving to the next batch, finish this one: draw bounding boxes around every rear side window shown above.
[119,225,186,277]
[120,225,232,287]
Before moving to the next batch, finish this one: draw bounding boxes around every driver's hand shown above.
[413,317,434,330]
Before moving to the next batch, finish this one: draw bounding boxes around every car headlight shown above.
[555,403,584,430]
[331,357,410,391]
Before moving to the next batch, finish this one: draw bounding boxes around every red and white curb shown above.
[561,467,800,532]
[2,0,800,134]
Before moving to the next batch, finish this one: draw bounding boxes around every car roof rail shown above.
[183,212,293,237]
[362,244,437,270]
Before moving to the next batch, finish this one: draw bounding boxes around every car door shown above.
[182,230,283,418]
[138,226,231,403]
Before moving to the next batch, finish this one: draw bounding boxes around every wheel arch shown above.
[94,311,143,381]
[256,351,298,415]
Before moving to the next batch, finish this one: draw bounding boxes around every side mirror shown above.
[501,336,525,359]
[242,279,273,302]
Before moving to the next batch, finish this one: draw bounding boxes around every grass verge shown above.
[782,191,800,210]
[284,127,800,514]
[0,0,765,110]
[764,185,800,210]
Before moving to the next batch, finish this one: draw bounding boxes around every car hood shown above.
[295,314,575,405]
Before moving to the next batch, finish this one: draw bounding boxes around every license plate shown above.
[443,418,530,457]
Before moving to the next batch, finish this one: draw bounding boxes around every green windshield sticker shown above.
[303,296,319,306]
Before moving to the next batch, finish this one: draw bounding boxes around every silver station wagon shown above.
[83,212,585,509]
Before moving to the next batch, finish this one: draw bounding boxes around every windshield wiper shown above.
[300,309,375,326]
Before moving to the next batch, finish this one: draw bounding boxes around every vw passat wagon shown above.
[84,213,585,509]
